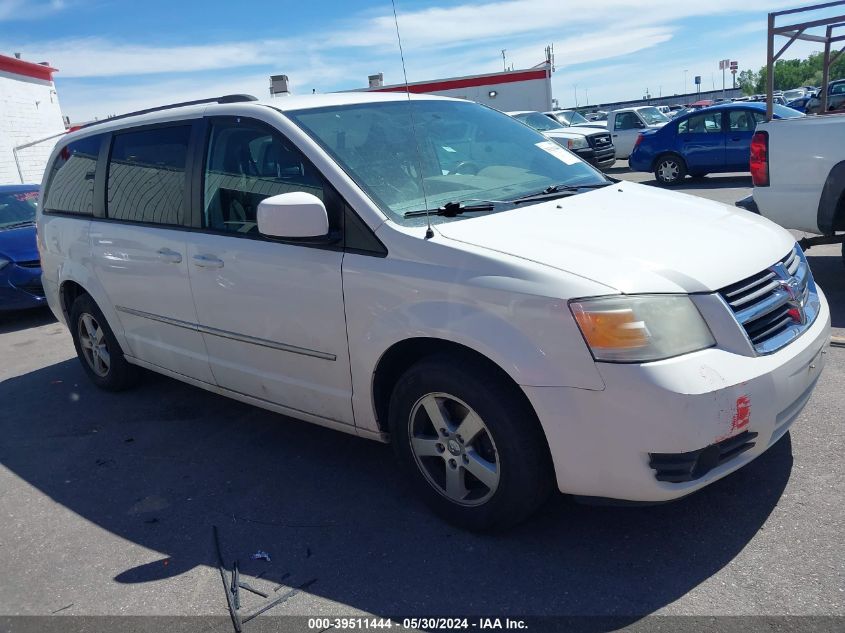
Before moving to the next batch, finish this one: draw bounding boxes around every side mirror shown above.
[257,192,329,239]
[635,120,646,129]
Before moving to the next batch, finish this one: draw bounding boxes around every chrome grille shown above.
[589,134,612,148]
[719,245,820,354]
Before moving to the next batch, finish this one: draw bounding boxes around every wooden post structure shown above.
[766,1,845,120]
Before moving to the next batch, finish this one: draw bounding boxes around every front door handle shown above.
[193,254,224,269]
[156,248,182,264]
[730,137,741,141]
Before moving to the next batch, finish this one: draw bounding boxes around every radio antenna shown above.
[391,0,433,239]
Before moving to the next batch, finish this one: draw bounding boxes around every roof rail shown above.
[77,94,259,130]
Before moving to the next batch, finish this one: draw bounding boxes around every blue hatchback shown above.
[629,102,803,185]
[0,184,45,311]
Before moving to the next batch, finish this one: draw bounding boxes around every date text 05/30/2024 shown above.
[307,618,528,630]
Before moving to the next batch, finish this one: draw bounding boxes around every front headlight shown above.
[570,295,715,362]
[566,136,589,150]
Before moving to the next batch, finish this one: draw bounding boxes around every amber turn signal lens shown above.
[572,306,649,350]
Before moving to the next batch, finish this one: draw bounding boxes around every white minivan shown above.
[38,92,830,530]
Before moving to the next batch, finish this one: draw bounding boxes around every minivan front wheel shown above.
[389,356,553,531]
[408,392,501,507]
[70,294,137,391]
[654,155,686,185]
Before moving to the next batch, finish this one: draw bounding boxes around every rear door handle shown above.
[193,254,224,269]
[156,247,182,264]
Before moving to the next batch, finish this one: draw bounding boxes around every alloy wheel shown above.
[78,313,110,377]
[408,392,500,506]
[658,159,680,182]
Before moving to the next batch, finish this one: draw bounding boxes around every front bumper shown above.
[523,288,831,502]
[0,264,45,311]
[575,146,616,170]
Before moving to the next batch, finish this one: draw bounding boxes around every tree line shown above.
[737,51,845,95]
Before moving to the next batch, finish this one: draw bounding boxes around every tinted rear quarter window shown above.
[43,135,102,215]
[107,126,191,225]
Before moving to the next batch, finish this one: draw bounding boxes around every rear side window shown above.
[678,112,723,134]
[728,110,756,132]
[43,135,102,215]
[107,125,191,225]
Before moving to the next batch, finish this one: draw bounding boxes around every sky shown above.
[1,0,839,123]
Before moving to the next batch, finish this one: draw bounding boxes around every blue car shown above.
[0,184,45,311]
[629,102,803,185]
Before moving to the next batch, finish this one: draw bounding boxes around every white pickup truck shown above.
[606,106,671,159]
[737,113,845,261]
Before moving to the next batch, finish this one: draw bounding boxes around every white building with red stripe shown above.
[360,62,553,113]
[0,54,66,185]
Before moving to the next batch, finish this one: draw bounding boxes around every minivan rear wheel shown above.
[388,355,554,531]
[70,294,137,391]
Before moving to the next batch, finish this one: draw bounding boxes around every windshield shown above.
[513,112,564,131]
[565,111,590,125]
[0,188,38,229]
[638,107,670,125]
[287,100,605,225]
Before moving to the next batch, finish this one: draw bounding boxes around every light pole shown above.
[684,69,688,95]
[574,84,578,108]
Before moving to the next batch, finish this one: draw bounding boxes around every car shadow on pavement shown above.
[638,175,753,191]
[0,307,55,335]
[0,359,794,627]
[806,253,845,329]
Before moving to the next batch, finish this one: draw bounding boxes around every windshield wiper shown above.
[510,181,612,204]
[403,200,499,218]
[0,220,35,230]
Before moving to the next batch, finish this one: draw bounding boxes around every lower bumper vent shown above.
[649,431,758,483]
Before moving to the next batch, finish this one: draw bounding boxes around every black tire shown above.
[69,294,137,391]
[654,154,687,186]
[388,355,554,531]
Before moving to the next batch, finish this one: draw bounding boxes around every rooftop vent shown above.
[368,73,384,88]
[270,74,290,97]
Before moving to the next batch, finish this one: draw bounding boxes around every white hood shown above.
[568,123,608,131]
[435,181,796,294]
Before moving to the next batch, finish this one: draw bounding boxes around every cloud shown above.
[5,0,801,78]
[0,0,65,21]
[7,38,286,77]
[6,0,822,120]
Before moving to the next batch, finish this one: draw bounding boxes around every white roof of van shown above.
[64,91,459,142]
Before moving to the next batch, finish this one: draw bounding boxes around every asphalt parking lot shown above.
[0,165,843,630]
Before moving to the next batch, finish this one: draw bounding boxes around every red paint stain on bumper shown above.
[731,395,751,432]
